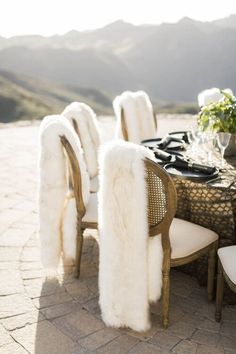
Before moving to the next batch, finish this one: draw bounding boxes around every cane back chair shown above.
[60,135,98,278]
[63,102,100,193]
[215,246,236,322]
[70,118,98,193]
[145,158,218,328]
[120,106,157,142]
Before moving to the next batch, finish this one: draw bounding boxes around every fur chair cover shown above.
[62,102,100,179]
[39,115,90,268]
[113,91,156,143]
[98,140,163,332]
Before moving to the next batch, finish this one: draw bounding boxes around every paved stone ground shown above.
[0,117,236,354]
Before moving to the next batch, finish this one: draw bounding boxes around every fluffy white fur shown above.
[62,102,100,179]
[62,196,77,266]
[198,87,234,107]
[113,91,156,143]
[98,140,163,332]
[39,115,90,268]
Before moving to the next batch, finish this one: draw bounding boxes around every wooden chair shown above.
[71,118,99,193]
[60,135,98,278]
[113,91,157,143]
[62,102,100,193]
[215,246,236,322]
[120,107,157,142]
[145,158,218,328]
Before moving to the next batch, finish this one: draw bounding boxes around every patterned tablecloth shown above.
[171,156,236,302]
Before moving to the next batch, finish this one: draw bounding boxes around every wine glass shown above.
[203,132,216,164]
[216,132,231,167]
[187,126,202,153]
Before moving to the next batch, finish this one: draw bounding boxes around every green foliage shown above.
[198,91,236,133]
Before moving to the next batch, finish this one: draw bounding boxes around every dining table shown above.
[173,156,236,281]
[142,132,236,303]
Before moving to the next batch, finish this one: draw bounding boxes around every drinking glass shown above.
[187,126,202,153]
[203,132,216,164]
[216,132,231,167]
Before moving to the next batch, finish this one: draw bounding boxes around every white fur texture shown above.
[113,91,156,143]
[62,102,100,179]
[39,115,90,268]
[198,87,234,107]
[98,140,163,332]
[62,196,77,266]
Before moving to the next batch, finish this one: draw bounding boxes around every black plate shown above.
[164,163,219,181]
[141,138,185,150]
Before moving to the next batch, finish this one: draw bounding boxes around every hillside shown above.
[0,16,236,103]
[0,70,113,122]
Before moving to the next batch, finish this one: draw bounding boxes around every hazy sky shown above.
[1,0,236,37]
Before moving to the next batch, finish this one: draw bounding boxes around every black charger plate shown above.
[141,138,185,151]
[164,163,219,181]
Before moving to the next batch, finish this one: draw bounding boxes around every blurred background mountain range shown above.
[1,15,236,122]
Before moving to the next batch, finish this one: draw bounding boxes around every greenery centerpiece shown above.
[198,91,236,156]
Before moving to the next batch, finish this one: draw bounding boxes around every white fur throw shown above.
[39,115,90,268]
[62,102,100,179]
[113,91,156,143]
[198,87,234,107]
[98,140,163,332]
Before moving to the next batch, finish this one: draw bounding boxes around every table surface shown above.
[171,144,236,189]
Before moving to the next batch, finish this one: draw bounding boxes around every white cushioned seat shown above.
[169,218,218,259]
[82,193,98,223]
[90,175,98,193]
[218,246,236,285]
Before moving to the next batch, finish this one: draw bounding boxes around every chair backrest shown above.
[145,158,177,252]
[60,135,86,218]
[62,102,100,179]
[113,91,156,143]
[39,115,90,268]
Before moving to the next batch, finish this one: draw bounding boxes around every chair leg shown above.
[207,242,217,302]
[162,268,170,329]
[74,226,84,278]
[215,260,224,322]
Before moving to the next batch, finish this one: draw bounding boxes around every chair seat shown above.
[90,175,98,193]
[169,218,218,259]
[218,246,236,285]
[82,193,98,223]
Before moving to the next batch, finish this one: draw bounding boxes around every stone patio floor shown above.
[0,117,236,353]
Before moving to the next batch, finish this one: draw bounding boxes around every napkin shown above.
[153,148,173,161]
[158,135,185,149]
[172,156,217,175]
[151,147,216,175]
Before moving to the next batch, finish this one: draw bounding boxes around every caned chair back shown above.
[145,158,177,249]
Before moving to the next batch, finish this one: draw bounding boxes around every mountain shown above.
[0,46,138,93]
[213,14,236,29]
[124,18,236,101]
[0,16,236,115]
[0,20,157,52]
[0,70,113,122]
